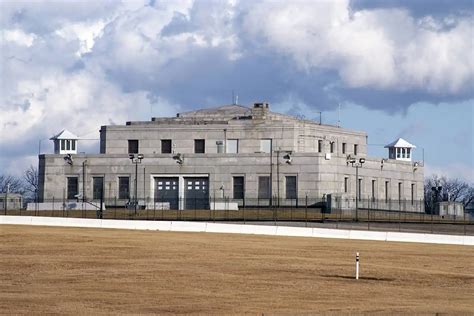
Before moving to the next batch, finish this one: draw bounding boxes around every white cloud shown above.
[0,0,472,177]
[55,20,106,56]
[2,29,37,47]
[242,1,473,93]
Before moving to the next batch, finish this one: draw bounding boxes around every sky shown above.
[1,0,473,182]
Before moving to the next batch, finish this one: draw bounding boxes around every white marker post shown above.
[355,252,360,280]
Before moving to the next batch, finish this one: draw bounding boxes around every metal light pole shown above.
[129,154,144,213]
[431,185,442,214]
[348,157,365,221]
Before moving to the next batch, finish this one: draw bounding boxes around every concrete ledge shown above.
[313,227,351,239]
[422,233,464,245]
[386,232,427,244]
[463,236,474,246]
[170,221,207,232]
[276,226,313,237]
[241,224,277,236]
[30,216,102,228]
[206,223,243,234]
[1,216,472,246]
[101,219,135,230]
[0,216,33,225]
[349,230,387,242]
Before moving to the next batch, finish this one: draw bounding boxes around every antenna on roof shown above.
[337,103,341,127]
[231,90,238,105]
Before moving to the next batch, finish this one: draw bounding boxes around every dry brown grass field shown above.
[1,224,473,315]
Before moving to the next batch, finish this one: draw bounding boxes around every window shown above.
[194,139,205,153]
[396,148,401,158]
[407,148,411,159]
[385,181,389,202]
[411,183,415,205]
[67,177,78,200]
[342,143,346,154]
[389,148,395,159]
[128,140,139,154]
[358,178,362,200]
[119,177,130,200]
[161,139,172,154]
[71,140,76,151]
[260,139,272,153]
[258,176,271,199]
[285,176,297,199]
[318,140,322,153]
[402,148,406,158]
[354,144,358,155]
[371,180,376,200]
[226,139,238,153]
[61,139,66,151]
[93,177,104,200]
[66,140,71,150]
[330,142,335,153]
[344,177,349,193]
[233,176,244,199]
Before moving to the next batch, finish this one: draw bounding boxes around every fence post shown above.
[367,207,370,230]
[243,200,246,224]
[305,195,308,227]
[464,211,467,236]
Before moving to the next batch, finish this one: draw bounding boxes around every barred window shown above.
[233,176,244,199]
[258,176,271,199]
[194,139,205,153]
[285,176,297,199]
[128,140,139,154]
[93,177,104,200]
[67,177,78,200]
[161,140,172,154]
[119,177,130,200]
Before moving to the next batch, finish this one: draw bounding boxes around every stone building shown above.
[38,103,424,211]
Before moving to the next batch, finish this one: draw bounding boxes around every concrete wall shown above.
[1,216,472,246]
[39,151,423,209]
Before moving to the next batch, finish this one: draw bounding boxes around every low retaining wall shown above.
[0,216,472,246]
[27,202,105,211]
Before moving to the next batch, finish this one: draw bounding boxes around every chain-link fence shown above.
[3,195,473,236]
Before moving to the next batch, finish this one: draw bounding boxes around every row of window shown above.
[128,139,239,154]
[343,177,417,203]
[60,139,76,151]
[67,176,130,200]
[319,141,357,155]
[128,139,359,155]
[389,147,411,159]
[233,176,297,200]
[66,176,298,200]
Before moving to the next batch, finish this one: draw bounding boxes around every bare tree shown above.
[0,174,24,194]
[23,165,39,196]
[424,175,474,211]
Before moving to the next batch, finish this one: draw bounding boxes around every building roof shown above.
[50,129,79,140]
[177,104,251,118]
[384,138,416,148]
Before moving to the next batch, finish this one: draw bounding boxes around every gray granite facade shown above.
[38,103,424,211]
